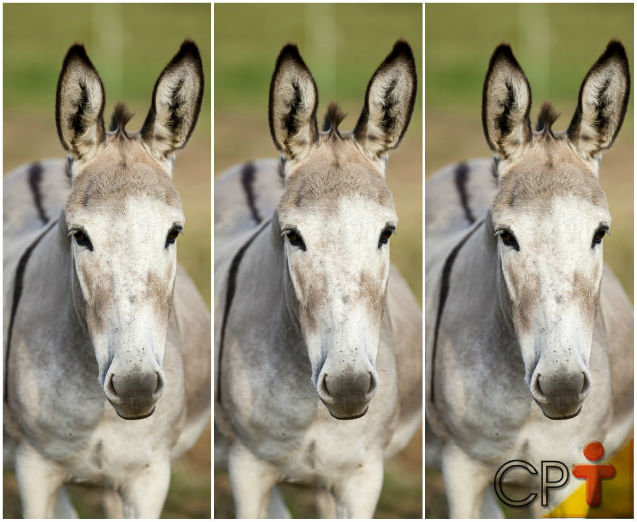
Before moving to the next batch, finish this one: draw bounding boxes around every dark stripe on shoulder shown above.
[430,219,484,404]
[5,219,59,403]
[217,219,272,402]
[454,162,475,224]
[240,162,262,225]
[27,162,49,225]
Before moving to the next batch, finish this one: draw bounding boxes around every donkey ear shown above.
[141,40,204,162]
[354,40,417,162]
[482,44,532,161]
[269,44,319,162]
[56,44,106,160]
[567,40,630,163]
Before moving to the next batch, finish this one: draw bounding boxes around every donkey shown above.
[425,41,633,517]
[214,41,422,518]
[3,41,210,518]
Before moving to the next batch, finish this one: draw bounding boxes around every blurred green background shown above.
[3,4,210,518]
[425,3,633,518]
[215,3,422,518]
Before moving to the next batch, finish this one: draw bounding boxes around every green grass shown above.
[3,4,210,518]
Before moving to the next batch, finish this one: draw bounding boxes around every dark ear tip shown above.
[277,43,303,63]
[391,39,414,59]
[604,39,628,62]
[175,40,201,63]
[491,43,516,63]
[64,43,89,62]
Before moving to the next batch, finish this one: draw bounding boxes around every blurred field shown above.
[425,4,633,518]
[214,3,422,518]
[3,4,210,518]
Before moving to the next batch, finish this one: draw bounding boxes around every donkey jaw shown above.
[536,403,583,421]
[322,402,369,421]
[110,404,156,421]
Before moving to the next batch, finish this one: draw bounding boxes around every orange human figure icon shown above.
[572,441,615,507]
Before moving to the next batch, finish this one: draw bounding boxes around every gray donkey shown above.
[4,41,210,518]
[215,41,422,518]
[426,41,633,517]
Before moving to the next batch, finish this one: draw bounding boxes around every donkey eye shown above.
[592,226,609,247]
[378,226,395,248]
[165,226,182,248]
[286,230,306,251]
[73,230,93,251]
[498,229,519,251]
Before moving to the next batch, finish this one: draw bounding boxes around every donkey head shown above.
[483,42,629,419]
[270,42,416,419]
[58,42,203,419]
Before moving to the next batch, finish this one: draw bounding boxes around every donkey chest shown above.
[68,421,174,484]
[32,413,178,487]
[260,412,387,485]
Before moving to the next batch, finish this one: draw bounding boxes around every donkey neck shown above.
[454,213,519,352]
[17,212,98,366]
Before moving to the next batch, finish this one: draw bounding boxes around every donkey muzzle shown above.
[317,370,378,420]
[103,368,165,420]
[529,368,591,420]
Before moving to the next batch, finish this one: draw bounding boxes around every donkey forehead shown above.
[279,136,395,216]
[493,137,608,216]
[66,136,181,214]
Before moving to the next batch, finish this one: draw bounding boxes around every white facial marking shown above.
[494,195,609,418]
[67,196,184,417]
[280,193,396,418]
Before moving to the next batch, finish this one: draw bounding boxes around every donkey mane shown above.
[321,102,346,135]
[535,102,559,135]
[109,102,133,135]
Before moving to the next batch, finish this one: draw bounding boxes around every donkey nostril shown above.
[533,373,545,399]
[154,372,165,396]
[108,374,119,398]
[367,372,377,396]
[319,373,332,399]
[580,372,591,397]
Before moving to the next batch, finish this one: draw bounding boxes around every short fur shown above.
[535,102,559,134]
[109,102,133,135]
[354,40,417,161]
[141,40,204,162]
[482,44,533,161]
[322,102,346,134]
[56,44,106,160]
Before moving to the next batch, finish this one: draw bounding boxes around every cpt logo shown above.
[494,442,615,508]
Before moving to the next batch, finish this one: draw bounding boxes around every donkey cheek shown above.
[84,280,111,333]
[145,271,172,318]
[300,283,324,333]
[570,271,598,320]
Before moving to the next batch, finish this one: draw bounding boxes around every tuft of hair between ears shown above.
[536,102,559,135]
[109,102,134,136]
[322,102,346,135]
